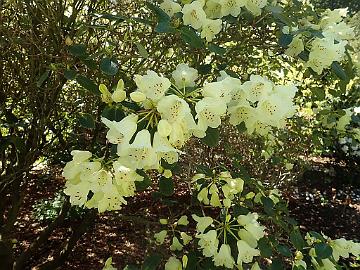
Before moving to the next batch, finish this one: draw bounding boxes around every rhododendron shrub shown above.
[60,0,360,269]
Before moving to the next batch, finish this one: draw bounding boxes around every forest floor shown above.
[10,156,360,270]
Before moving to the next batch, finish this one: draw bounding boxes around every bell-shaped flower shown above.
[195,97,227,131]
[182,1,207,30]
[134,70,171,102]
[62,151,93,180]
[202,79,234,104]
[237,240,260,264]
[157,95,192,123]
[154,230,167,244]
[117,129,159,170]
[201,19,222,42]
[112,79,126,103]
[177,215,189,226]
[113,161,143,197]
[87,181,127,212]
[213,244,235,269]
[165,256,182,270]
[204,0,222,18]
[153,132,181,164]
[158,119,172,137]
[242,75,273,103]
[228,104,257,127]
[64,181,91,206]
[172,63,198,89]
[196,230,219,257]
[238,229,258,248]
[181,232,192,245]
[88,169,113,192]
[101,114,138,145]
[79,161,102,182]
[285,35,304,57]
[160,0,182,17]
[170,236,184,251]
[99,84,113,104]
[244,0,267,17]
[71,150,92,162]
[219,0,245,17]
[192,214,213,233]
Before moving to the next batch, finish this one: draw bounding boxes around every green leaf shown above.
[197,64,212,75]
[100,13,126,23]
[146,2,174,33]
[258,237,273,258]
[78,113,95,129]
[331,62,348,81]
[279,33,293,47]
[135,42,149,58]
[201,128,220,147]
[236,122,247,133]
[123,265,139,270]
[269,258,284,270]
[36,70,51,87]
[312,88,325,100]
[69,44,87,57]
[233,205,250,217]
[143,253,162,270]
[314,243,333,259]
[196,164,213,176]
[102,106,125,121]
[64,69,77,80]
[208,44,226,55]
[179,26,204,48]
[290,229,305,250]
[135,170,152,191]
[100,57,119,76]
[277,245,292,257]
[159,177,174,196]
[261,197,275,215]
[76,75,100,95]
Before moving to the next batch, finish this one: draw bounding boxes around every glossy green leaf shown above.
[76,75,100,95]
[179,26,204,48]
[100,57,119,76]
[69,44,87,57]
[314,243,333,259]
[78,113,95,129]
[258,237,273,258]
[201,127,220,147]
[64,69,77,80]
[36,70,51,87]
[290,229,305,250]
[159,177,174,196]
[135,42,149,58]
[143,253,162,270]
[331,61,348,81]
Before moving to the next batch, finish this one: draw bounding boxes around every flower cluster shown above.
[160,0,268,42]
[192,212,264,269]
[64,64,298,212]
[284,8,355,74]
[62,150,143,212]
[154,215,192,252]
[298,233,360,270]
[194,171,244,208]
[226,74,298,135]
